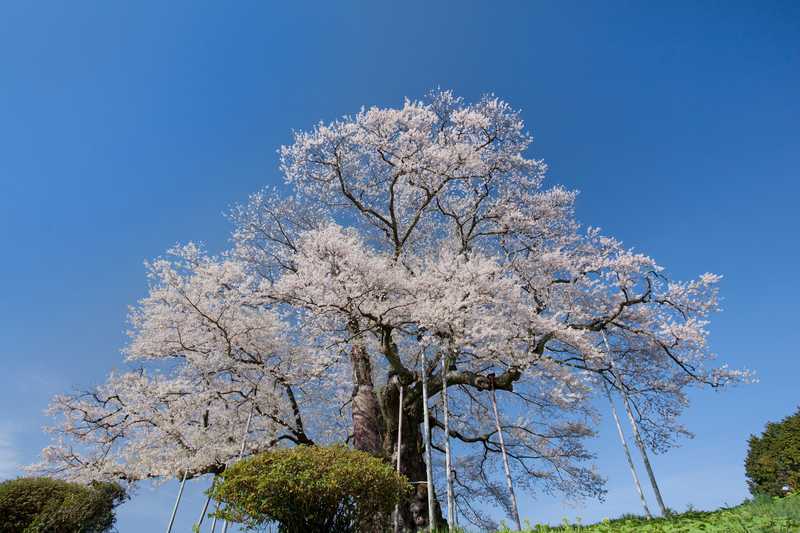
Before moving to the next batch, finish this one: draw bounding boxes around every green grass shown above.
[490,493,800,533]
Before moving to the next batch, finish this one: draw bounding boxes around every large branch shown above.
[380,325,415,382]
[430,416,496,444]
[428,366,522,397]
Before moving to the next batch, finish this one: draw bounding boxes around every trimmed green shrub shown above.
[746,408,800,497]
[0,477,126,533]
[209,445,412,533]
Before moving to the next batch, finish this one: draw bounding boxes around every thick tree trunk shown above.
[350,339,384,456]
[349,335,394,532]
[347,322,444,531]
[382,375,445,532]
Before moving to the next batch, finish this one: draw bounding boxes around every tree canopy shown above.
[32,91,746,530]
[746,408,800,497]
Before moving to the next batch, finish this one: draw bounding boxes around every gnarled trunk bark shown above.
[350,339,384,456]
[381,375,445,532]
[348,323,447,531]
[349,334,394,532]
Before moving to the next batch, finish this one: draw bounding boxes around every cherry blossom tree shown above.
[35,91,746,531]
[33,244,327,485]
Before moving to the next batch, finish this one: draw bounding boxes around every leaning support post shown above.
[194,476,215,530]
[619,379,669,516]
[603,380,652,518]
[210,501,220,532]
[165,469,188,533]
[488,374,522,531]
[393,385,404,533]
[441,357,455,531]
[222,404,255,533]
[420,351,436,531]
[602,331,668,516]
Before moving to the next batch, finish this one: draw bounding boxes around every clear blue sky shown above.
[1,1,798,530]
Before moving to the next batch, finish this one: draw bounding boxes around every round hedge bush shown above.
[745,407,800,497]
[209,445,412,533]
[0,477,127,533]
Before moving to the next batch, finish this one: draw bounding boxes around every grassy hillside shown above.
[495,494,800,533]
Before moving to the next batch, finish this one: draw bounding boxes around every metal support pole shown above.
[394,385,404,533]
[602,331,668,516]
[604,381,652,518]
[488,375,521,531]
[222,404,255,533]
[619,378,669,516]
[166,469,188,533]
[442,357,455,531]
[420,351,436,532]
[210,501,220,532]
[194,476,215,530]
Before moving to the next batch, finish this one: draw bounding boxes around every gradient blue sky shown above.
[1,1,798,531]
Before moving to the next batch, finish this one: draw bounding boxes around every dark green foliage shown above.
[209,445,412,533]
[0,477,126,533]
[745,408,800,497]
[514,492,800,532]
